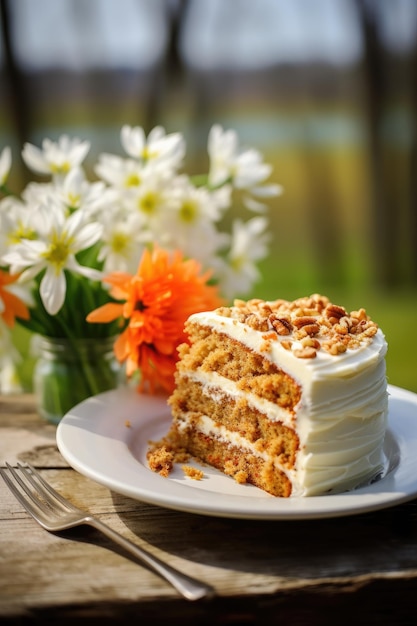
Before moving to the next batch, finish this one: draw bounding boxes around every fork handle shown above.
[85,516,214,601]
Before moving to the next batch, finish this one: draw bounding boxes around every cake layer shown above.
[170,386,387,496]
[169,377,299,466]
[176,426,292,497]
[176,324,301,409]
[188,303,388,384]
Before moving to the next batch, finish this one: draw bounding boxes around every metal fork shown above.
[0,462,214,601]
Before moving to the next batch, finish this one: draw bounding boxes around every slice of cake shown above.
[151,294,388,497]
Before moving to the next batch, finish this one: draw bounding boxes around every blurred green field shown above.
[5,107,417,396]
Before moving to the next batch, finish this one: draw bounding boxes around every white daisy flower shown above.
[207,124,282,211]
[121,124,185,172]
[2,199,103,315]
[0,197,37,256]
[207,124,238,188]
[160,215,229,268]
[215,216,270,298]
[172,176,231,222]
[21,181,56,208]
[59,167,117,218]
[229,216,270,264]
[157,177,231,264]
[95,153,146,190]
[123,172,177,229]
[22,135,90,179]
[97,208,148,274]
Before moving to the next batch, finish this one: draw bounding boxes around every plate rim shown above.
[56,384,417,520]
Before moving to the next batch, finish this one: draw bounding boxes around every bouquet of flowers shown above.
[0,124,280,417]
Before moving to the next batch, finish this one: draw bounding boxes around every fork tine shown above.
[15,463,79,513]
[0,464,48,522]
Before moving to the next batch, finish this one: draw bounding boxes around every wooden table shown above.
[1,394,417,625]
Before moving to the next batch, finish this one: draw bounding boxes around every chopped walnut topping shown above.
[302,337,321,349]
[269,315,293,335]
[293,316,317,329]
[215,294,380,359]
[362,325,378,338]
[246,313,269,332]
[293,346,317,359]
[214,306,232,317]
[325,304,347,320]
[302,323,321,336]
[351,308,368,321]
[322,341,348,355]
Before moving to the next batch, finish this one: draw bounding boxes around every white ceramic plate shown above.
[56,384,417,520]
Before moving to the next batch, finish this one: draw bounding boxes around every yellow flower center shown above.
[141,147,158,161]
[231,255,244,271]
[50,161,71,175]
[139,191,158,215]
[8,223,36,245]
[43,232,72,272]
[111,232,129,253]
[179,200,197,223]
[67,193,81,207]
[125,173,141,187]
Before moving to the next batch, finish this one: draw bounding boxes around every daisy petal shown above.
[121,125,145,159]
[66,257,103,282]
[40,267,66,315]
[21,143,49,174]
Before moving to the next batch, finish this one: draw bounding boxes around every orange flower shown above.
[87,247,223,393]
[0,269,30,328]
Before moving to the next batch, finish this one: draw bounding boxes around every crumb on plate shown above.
[182,465,204,481]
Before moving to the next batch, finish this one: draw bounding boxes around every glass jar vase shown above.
[33,335,122,424]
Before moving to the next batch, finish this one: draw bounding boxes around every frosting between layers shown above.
[179,308,388,496]
[185,369,295,426]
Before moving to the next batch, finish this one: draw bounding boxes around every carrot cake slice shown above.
[149,294,388,497]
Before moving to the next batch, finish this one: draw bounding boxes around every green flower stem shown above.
[34,334,121,424]
[47,367,66,421]
[53,315,106,398]
[12,257,124,422]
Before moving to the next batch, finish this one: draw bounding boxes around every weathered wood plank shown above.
[2,469,417,592]
[0,395,66,467]
[2,396,417,624]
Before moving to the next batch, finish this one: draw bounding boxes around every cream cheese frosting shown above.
[182,296,389,496]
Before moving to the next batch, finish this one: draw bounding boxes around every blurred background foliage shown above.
[1,0,416,391]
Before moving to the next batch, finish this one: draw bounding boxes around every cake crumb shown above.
[147,445,174,478]
[182,465,204,480]
[147,433,191,478]
[234,470,249,484]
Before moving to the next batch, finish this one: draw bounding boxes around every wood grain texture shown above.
[1,395,417,625]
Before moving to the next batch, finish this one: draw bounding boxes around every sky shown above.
[3,0,416,73]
